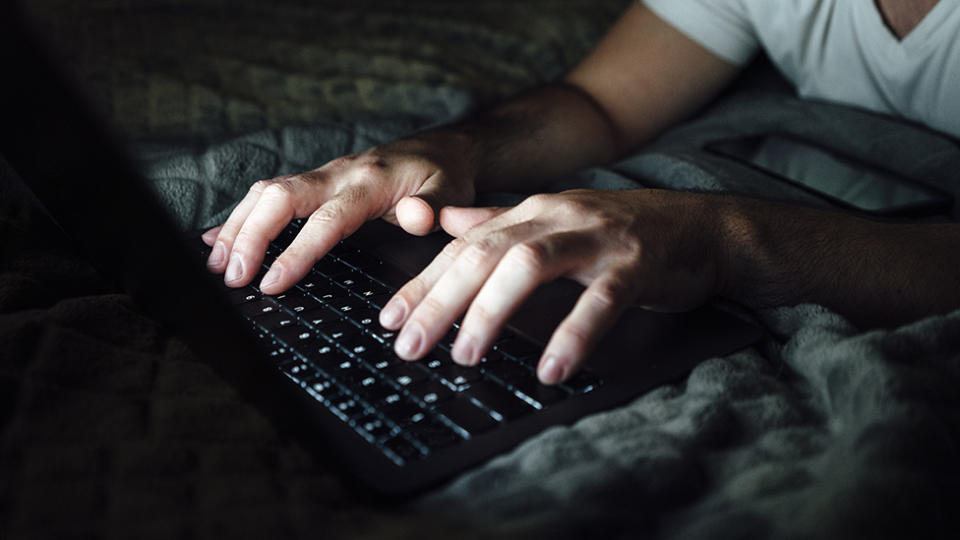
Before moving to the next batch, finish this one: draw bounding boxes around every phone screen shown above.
[706,135,951,216]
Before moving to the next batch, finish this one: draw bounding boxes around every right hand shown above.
[202,133,477,294]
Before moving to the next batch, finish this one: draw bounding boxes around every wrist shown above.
[712,195,804,309]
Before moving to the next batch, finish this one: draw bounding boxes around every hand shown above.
[202,133,477,293]
[378,189,726,384]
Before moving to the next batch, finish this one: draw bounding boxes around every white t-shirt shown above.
[643,0,960,138]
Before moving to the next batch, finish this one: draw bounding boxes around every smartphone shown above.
[705,134,952,217]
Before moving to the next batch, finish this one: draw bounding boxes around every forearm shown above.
[418,82,625,193]
[717,197,960,327]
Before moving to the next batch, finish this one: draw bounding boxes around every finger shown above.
[201,226,221,246]
[393,220,548,361]
[438,206,509,237]
[379,203,529,332]
[537,271,635,385]
[378,236,468,330]
[207,183,267,273]
[260,189,372,294]
[394,195,436,236]
[396,170,474,236]
[452,231,595,366]
[224,182,301,288]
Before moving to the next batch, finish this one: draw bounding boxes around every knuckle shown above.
[337,184,369,205]
[440,237,467,260]
[249,179,272,194]
[521,192,553,209]
[557,320,593,351]
[588,278,630,309]
[506,241,549,272]
[461,239,499,267]
[465,301,496,328]
[398,275,428,300]
[307,205,340,226]
[414,295,448,320]
[556,197,592,218]
[261,181,294,201]
[353,159,389,182]
[232,228,260,253]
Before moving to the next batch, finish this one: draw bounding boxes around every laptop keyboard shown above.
[200,219,602,466]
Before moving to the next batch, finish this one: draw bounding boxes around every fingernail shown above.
[538,355,566,385]
[207,241,226,269]
[260,263,283,292]
[395,323,423,359]
[452,333,477,366]
[379,297,407,328]
[225,255,244,285]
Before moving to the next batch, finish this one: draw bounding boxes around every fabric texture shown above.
[642,0,960,138]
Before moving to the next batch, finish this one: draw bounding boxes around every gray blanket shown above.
[138,86,960,538]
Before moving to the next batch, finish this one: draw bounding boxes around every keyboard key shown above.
[298,276,340,299]
[366,263,411,289]
[407,379,454,405]
[279,359,314,383]
[275,324,318,346]
[329,358,371,384]
[339,332,385,358]
[354,376,397,403]
[275,292,318,314]
[381,398,426,427]
[328,295,369,315]
[355,413,395,442]
[300,305,341,328]
[349,307,381,328]
[514,377,569,408]
[562,371,603,394]
[369,355,401,373]
[328,241,355,256]
[481,358,535,385]
[321,320,362,341]
[464,379,534,421]
[226,287,259,305]
[437,398,497,436]
[254,311,297,332]
[337,250,381,270]
[303,376,338,402]
[383,363,428,388]
[365,293,393,309]
[367,325,397,345]
[435,364,481,390]
[266,345,293,364]
[495,334,542,361]
[383,435,424,462]
[314,257,353,278]
[331,396,365,420]
[305,343,344,367]
[407,418,462,449]
[237,298,278,318]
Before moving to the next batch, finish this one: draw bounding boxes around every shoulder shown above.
[641,0,759,66]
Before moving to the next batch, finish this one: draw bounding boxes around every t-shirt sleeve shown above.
[642,0,759,66]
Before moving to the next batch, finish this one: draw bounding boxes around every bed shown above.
[2,1,959,538]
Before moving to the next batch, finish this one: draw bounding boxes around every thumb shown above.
[439,205,509,237]
[396,172,472,236]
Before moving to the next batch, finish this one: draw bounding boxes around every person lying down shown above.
[202,0,960,385]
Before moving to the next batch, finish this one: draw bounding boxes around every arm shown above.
[718,197,960,328]
[203,3,741,295]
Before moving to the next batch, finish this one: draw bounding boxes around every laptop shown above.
[1,5,761,497]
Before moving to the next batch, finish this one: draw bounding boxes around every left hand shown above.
[378,188,728,384]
